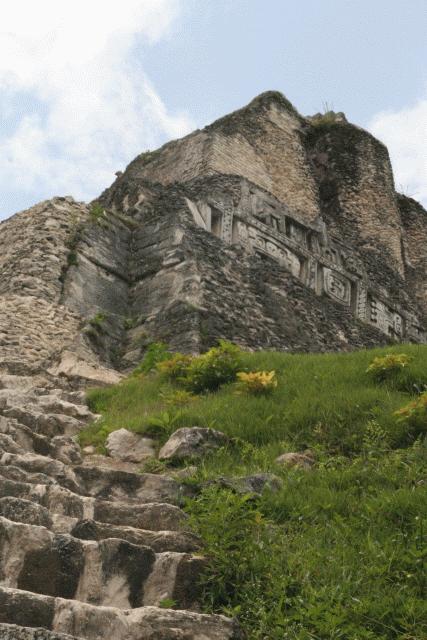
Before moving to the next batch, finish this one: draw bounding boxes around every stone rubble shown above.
[275,451,316,470]
[159,427,229,462]
[105,429,156,464]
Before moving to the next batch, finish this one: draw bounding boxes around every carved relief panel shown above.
[187,195,414,341]
[287,222,306,247]
[355,283,368,321]
[323,268,351,305]
[323,247,340,266]
[368,296,403,336]
[221,211,233,243]
[277,246,301,277]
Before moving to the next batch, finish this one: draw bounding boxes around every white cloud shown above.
[368,92,427,207]
[0,0,194,205]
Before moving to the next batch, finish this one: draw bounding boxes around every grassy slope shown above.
[81,344,427,639]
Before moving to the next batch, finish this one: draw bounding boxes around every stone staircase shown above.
[0,374,241,639]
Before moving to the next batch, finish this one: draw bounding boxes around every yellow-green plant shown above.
[366,353,411,381]
[362,419,390,454]
[394,392,427,439]
[236,370,277,395]
[160,389,196,407]
[133,342,171,375]
[184,341,242,393]
[157,352,193,381]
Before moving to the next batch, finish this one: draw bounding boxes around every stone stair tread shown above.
[0,454,80,493]
[73,465,191,504]
[0,623,79,640]
[1,407,81,437]
[0,417,51,457]
[0,451,190,505]
[0,464,57,485]
[0,476,188,531]
[0,497,53,529]
[0,587,241,640]
[0,492,198,552]
[0,516,203,609]
[69,518,201,553]
[0,376,239,636]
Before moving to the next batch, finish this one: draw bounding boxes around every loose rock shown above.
[106,428,155,463]
[275,451,315,470]
[214,473,282,496]
[159,427,229,462]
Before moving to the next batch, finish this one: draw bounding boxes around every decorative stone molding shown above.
[186,183,425,342]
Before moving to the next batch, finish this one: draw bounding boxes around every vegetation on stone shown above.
[80,342,427,639]
[133,341,172,375]
[88,202,105,221]
[366,353,413,381]
[236,370,278,395]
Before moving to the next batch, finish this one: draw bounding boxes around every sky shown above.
[0,0,426,220]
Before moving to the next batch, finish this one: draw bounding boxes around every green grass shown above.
[188,449,426,639]
[80,343,427,638]
[81,343,427,455]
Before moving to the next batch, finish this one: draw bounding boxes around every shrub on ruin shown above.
[160,389,197,407]
[133,342,171,375]
[236,370,277,395]
[394,392,427,441]
[184,341,243,393]
[366,353,411,382]
[89,202,105,221]
[157,352,193,382]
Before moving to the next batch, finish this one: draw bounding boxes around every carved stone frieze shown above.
[185,182,425,342]
[323,268,351,305]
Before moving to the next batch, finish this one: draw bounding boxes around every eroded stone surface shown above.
[159,428,229,462]
[0,369,238,637]
[0,624,78,640]
[275,451,316,470]
[106,429,155,463]
[0,588,242,639]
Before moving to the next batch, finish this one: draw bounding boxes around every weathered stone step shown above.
[0,454,80,493]
[73,465,191,504]
[0,623,79,640]
[0,477,188,531]
[0,432,81,466]
[0,452,190,504]
[70,518,200,554]
[0,415,52,457]
[0,494,199,553]
[0,497,53,529]
[0,464,56,486]
[1,406,82,438]
[0,517,203,610]
[0,587,241,640]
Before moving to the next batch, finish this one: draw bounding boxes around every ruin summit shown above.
[0,91,426,377]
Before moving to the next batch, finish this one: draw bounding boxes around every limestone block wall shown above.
[124,130,212,186]
[399,194,427,320]
[126,203,204,360]
[0,197,87,302]
[2,91,426,370]
[0,199,88,373]
[114,93,321,225]
[307,122,405,275]
[208,102,321,222]
[63,212,131,319]
[177,212,392,353]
